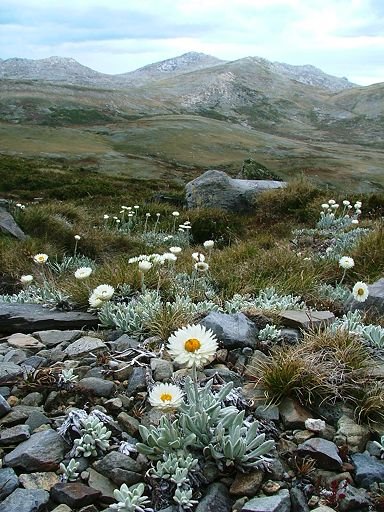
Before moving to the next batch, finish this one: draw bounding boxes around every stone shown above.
[4,428,67,471]
[0,303,99,334]
[87,468,116,503]
[150,357,174,380]
[338,484,369,512]
[25,410,51,431]
[262,480,281,495]
[6,333,45,350]
[347,277,384,314]
[21,392,44,407]
[255,404,279,421]
[335,415,370,453]
[34,329,82,347]
[195,482,233,512]
[351,452,384,488]
[19,471,59,490]
[51,482,101,508]
[0,393,11,417]
[64,336,107,357]
[3,348,28,364]
[279,310,335,330]
[290,487,310,512]
[0,424,30,445]
[0,488,49,512]
[126,366,147,394]
[230,470,264,497]
[311,508,337,512]
[110,334,140,351]
[0,467,18,500]
[117,412,140,436]
[92,451,143,486]
[78,377,115,397]
[241,489,291,512]
[200,311,258,349]
[279,398,312,429]
[243,350,270,379]
[296,438,342,471]
[305,418,326,433]
[51,506,72,512]
[0,361,23,384]
[185,170,286,212]
[0,207,27,240]
[0,405,41,427]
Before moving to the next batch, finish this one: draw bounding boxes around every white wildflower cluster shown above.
[318,198,362,230]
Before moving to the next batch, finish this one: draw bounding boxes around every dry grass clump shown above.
[253,329,375,410]
[145,304,194,341]
[352,383,384,429]
[352,221,384,282]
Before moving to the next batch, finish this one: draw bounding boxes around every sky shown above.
[1,0,383,85]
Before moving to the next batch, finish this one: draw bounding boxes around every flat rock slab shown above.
[4,428,67,471]
[200,311,258,349]
[0,361,23,384]
[351,452,384,488]
[0,303,99,334]
[0,207,27,240]
[296,438,342,471]
[0,423,30,445]
[19,471,60,491]
[195,482,232,512]
[64,336,107,357]
[7,333,45,350]
[33,329,82,347]
[241,489,291,512]
[0,488,49,512]
[279,310,335,330]
[0,467,18,501]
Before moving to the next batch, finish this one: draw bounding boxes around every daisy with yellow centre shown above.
[167,324,218,368]
[148,383,184,412]
[352,281,369,302]
[33,253,48,264]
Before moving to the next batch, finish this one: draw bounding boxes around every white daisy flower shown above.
[169,246,182,254]
[321,204,330,209]
[74,267,93,280]
[167,324,218,368]
[148,383,184,412]
[74,235,81,240]
[92,284,114,301]
[192,252,205,262]
[172,211,180,217]
[139,260,152,272]
[351,219,359,224]
[339,256,355,269]
[88,293,104,309]
[33,253,48,264]
[162,253,177,262]
[352,282,369,302]
[103,214,110,219]
[20,275,33,284]
[203,240,214,248]
[194,262,209,272]
[328,199,336,205]
[343,200,350,206]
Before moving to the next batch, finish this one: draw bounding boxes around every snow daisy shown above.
[148,383,184,412]
[167,324,218,368]
[339,256,355,270]
[352,282,369,302]
[74,267,93,280]
[33,253,48,264]
[92,284,114,301]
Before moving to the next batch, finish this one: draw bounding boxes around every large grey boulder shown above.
[0,207,27,240]
[0,303,99,334]
[200,311,258,349]
[185,170,286,211]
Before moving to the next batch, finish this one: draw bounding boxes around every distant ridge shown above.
[0,52,357,92]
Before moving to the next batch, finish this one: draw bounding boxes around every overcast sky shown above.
[1,0,383,85]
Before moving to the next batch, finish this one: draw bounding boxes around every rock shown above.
[311,507,337,512]
[51,506,72,512]
[126,366,147,394]
[0,488,49,512]
[6,333,45,350]
[51,482,101,508]
[34,329,82,347]
[255,404,279,422]
[117,412,140,436]
[200,311,258,349]
[230,470,264,497]
[110,334,140,351]
[0,361,23,384]
[65,336,107,357]
[290,487,310,512]
[4,428,66,471]
[262,480,281,495]
[25,410,51,431]
[21,392,44,407]
[0,303,99,334]
[78,377,115,397]
[305,418,326,433]
[0,393,11,417]
[279,310,335,330]
[92,451,143,486]
[185,170,286,212]
[3,348,28,364]
[150,357,174,380]
[0,467,18,500]
[244,350,269,379]
[0,405,42,427]
[241,489,291,511]
[195,482,233,512]
[347,277,384,314]
[19,471,59,490]
[351,452,384,488]
[338,484,370,512]
[296,438,342,471]
[0,207,27,240]
[335,415,370,453]
[279,398,312,429]
[87,468,116,503]
[0,424,30,445]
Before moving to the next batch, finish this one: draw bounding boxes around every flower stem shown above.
[339,268,346,285]
[191,363,200,411]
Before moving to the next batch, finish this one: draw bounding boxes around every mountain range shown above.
[0,52,383,191]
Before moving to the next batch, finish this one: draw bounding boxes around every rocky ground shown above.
[0,301,383,512]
